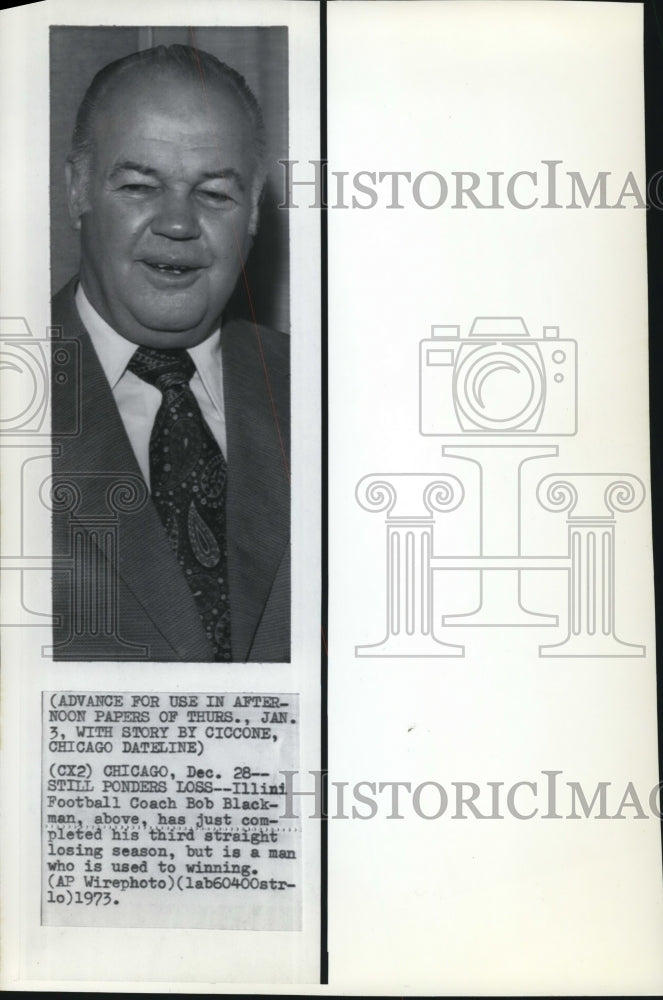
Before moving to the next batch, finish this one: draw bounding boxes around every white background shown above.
[327,1,662,994]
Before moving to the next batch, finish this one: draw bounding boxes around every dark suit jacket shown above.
[51,279,290,661]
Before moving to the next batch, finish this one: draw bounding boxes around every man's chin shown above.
[118,310,217,348]
[128,325,216,349]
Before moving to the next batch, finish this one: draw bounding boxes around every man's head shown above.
[66,45,267,348]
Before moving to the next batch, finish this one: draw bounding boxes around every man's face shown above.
[68,74,260,348]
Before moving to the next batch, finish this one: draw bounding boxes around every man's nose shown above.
[150,190,201,240]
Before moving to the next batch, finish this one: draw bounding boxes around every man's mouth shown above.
[138,260,207,288]
[143,261,200,275]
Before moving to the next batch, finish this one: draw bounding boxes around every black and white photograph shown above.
[50,26,291,662]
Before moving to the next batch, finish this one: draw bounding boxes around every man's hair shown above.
[69,44,267,189]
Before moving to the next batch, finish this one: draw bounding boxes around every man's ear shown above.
[248,199,260,239]
[247,176,266,239]
[65,158,90,231]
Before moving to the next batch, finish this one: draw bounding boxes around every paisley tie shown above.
[127,346,232,661]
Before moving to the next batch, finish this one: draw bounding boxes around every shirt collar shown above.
[75,284,136,390]
[188,328,224,413]
[74,283,222,402]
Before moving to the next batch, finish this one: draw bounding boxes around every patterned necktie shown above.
[127,346,232,661]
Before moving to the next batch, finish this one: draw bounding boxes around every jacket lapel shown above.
[222,319,290,661]
[53,282,213,661]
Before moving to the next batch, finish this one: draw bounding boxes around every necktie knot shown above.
[128,346,195,392]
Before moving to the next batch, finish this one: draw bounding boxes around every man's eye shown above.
[120,183,157,194]
[198,189,235,205]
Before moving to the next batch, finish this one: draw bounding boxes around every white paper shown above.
[326,1,662,994]
[2,0,662,994]
[1,0,321,989]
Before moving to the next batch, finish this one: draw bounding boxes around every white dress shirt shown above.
[75,285,227,488]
